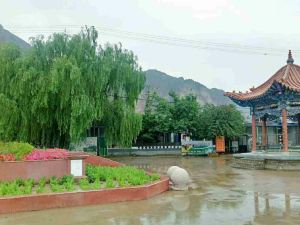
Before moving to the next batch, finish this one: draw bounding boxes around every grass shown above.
[0,166,161,197]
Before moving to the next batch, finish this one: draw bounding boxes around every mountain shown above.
[0,24,30,49]
[144,69,232,105]
[137,69,251,121]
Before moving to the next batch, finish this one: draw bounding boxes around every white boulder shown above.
[167,166,180,177]
[167,166,190,191]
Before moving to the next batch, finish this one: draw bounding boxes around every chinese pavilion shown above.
[225,50,300,152]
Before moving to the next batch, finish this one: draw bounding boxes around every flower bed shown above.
[24,149,69,160]
[0,166,160,197]
[0,141,69,161]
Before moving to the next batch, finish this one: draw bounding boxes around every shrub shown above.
[15,177,25,186]
[79,178,91,190]
[0,178,34,196]
[49,175,74,192]
[0,142,34,160]
[150,173,160,181]
[105,178,115,188]
[36,177,47,193]
[24,148,69,160]
[0,153,15,161]
[38,177,46,188]
[92,179,101,189]
[85,165,160,188]
[59,175,74,191]
[49,177,63,192]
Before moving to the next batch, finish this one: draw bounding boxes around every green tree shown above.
[170,92,201,137]
[0,27,145,148]
[140,92,201,142]
[198,104,245,140]
[140,92,172,142]
[140,92,245,143]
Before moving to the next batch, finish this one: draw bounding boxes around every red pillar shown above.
[261,118,267,148]
[282,108,288,152]
[252,114,257,152]
[298,116,300,145]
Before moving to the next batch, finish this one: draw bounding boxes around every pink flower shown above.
[24,148,69,160]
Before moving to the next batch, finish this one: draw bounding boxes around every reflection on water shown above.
[1,156,300,225]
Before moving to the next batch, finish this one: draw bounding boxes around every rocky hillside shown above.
[137,69,250,121]
[144,69,232,105]
[0,24,30,49]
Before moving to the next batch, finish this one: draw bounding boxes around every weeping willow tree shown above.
[0,27,145,148]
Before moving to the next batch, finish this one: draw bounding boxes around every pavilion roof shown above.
[225,50,300,101]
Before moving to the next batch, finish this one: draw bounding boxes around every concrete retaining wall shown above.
[231,158,265,170]
[264,159,300,170]
[232,157,300,170]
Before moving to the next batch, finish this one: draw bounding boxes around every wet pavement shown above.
[1,155,300,225]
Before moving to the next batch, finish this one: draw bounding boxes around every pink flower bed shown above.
[24,148,69,160]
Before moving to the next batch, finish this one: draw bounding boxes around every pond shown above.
[1,155,300,225]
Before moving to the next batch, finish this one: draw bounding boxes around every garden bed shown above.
[0,176,169,214]
[0,164,169,214]
[0,165,161,196]
[0,142,169,213]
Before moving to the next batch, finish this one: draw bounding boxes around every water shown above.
[1,156,300,225]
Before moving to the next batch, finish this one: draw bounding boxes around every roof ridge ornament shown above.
[287,50,294,64]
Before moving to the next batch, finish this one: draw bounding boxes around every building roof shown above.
[225,50,300,101]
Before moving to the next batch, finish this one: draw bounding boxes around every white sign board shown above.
[182,140,213,146]
[70,159,83,177]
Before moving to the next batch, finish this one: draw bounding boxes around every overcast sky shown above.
[1,0,300,92]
